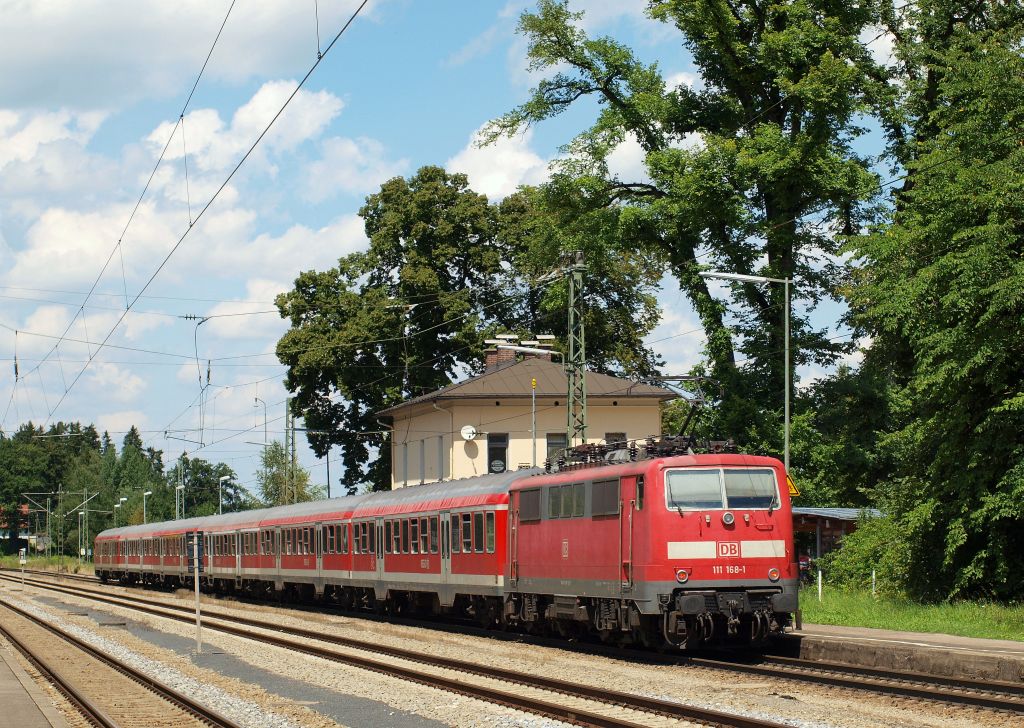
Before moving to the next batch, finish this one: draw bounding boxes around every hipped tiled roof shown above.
[379,358,675,417]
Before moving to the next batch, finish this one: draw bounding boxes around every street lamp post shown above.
[114,502,121,527]
[254,397,267,447]
[143,491,153,524]
[218,476,230,515]
[699,270,792,473]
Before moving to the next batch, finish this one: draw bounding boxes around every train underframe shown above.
[97,568,793,649]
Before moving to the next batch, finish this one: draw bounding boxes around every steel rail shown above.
[2,573,788,728]
[0,611,120,728]
[0,597,245,728]
[10,571,1024,715]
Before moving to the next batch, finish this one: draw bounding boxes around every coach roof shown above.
[96,467,542,539]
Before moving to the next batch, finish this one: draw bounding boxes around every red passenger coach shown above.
[95,441,796,649]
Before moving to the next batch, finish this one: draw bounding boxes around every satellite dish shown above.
[460,425,478,441]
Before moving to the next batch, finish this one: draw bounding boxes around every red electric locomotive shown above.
[95,439,795,649]
[507,447,796,647]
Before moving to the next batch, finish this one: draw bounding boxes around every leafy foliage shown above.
[276,166,662,492]
[486,0,885,452]
[255,441,322,506]
[0,421,248,555]
[847,21,1024,599]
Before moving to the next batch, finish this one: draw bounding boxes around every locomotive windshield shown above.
[665,468,780,510]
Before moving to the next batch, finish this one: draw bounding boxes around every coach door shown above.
[375,518,385,581]
[439,510,451,584]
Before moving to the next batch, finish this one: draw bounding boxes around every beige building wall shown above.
[389,399,663,488]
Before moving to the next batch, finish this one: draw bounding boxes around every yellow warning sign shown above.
[787,475,800,497]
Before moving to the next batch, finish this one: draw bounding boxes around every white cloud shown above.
[0,1,375,110]
[304,136,408,201]
[87,362,146,403]
[5,202,179,290]
[203,278,289,341]
[860,25,897,67]
[200,214,368,283]
[447,126,550,199]
[0,109,106,168]
[95,409,149,435]
[444,25,501,68]
[149,81,344,173]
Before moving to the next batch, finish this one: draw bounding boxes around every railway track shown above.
[6,572,1024,718]
[0,572,788,728]
[0,597,244,728]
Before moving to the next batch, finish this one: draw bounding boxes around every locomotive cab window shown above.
[665,469,724,509]
[723,468,779,509]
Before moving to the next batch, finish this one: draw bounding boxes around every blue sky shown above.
[0,1,886,494]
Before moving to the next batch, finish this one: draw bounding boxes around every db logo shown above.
[561,539,569,559]
[718,541,740,558]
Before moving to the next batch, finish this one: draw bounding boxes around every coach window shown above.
[420,517,429,554]
[410,518,420,554]
[561,484,573,518]
[342,523,350,554]
[485,512,495,553]
[462,513,473,552]
[367,522,376,554]
[665,469,724,510]
[399,519,408,554]
[384,521,393,554]
[429,517,438,554]
[284,529,291,555]
[451,514,461,553]
[472,512,484,553]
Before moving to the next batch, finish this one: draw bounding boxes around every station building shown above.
[378,349,675,489]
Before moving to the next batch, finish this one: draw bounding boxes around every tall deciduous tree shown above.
[277,166,662,492]
[256,441,321,506]
[484,0,885,450]
[845,22,1024,599]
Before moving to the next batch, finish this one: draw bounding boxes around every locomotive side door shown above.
[619,476,636,593]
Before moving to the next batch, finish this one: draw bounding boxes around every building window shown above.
[488,433,508,473]
[605,432,627,446]
[546,432,567,460]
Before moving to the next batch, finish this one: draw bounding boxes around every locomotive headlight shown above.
[722,511,735,525]
[675,568,689,584]
[768,567,781,582]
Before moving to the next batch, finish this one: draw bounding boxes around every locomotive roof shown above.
[96,467,542,540]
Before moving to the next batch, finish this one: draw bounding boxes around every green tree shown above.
[847,23,1024,599]
[277,166,662,492]
[485,0,885,452]
[166,456,249,519]
[255,441,322,506]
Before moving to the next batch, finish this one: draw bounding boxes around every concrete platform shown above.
[783,623,1024,683]
[0,639,69,728]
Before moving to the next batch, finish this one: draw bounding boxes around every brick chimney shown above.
[484,348,499,370]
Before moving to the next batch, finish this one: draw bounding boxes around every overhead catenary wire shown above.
[9,0,239,413]
[38,0,370,428]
